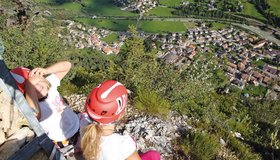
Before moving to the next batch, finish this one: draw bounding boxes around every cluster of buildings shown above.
[60,19,279,97]
[114,0,157,14]
[151,25,279,95]
[59,20,125,55]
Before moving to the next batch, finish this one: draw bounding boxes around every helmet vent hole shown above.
[117,99,122,107]
[87,99,91,104]
[101,111,107,115]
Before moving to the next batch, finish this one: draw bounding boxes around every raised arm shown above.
[29,61,72,80]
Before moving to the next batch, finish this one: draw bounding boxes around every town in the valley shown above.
[60,19,280,98]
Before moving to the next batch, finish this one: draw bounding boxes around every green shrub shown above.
[59,80,79,96]
[228,136,261,160]
[227,114,253,137]
[179,132,220,160]
[133,87,170,118]
[71,67,106,94]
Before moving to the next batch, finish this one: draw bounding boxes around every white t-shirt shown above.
[39,74,79,141]
[99,133,136,160]
[78,113,137,160]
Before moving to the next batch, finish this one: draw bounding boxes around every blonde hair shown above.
[81,124,102,160]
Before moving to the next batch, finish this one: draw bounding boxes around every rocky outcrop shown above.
[0,89,34,160]
[0,127,34,160]
[117,110,190,159]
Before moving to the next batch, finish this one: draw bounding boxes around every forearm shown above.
[45,61,72,75]
[30,61,72,80]
[25,81,41,119]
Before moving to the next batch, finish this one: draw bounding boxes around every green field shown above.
[83,0,136,17]
[241,1,266,20]
[184,22,197,29]
[266,0,280,16]
[102,32,119,44]
[159,0,182,7]
[75,18,137,31]
[139,20,187,33]
[75,18,191,33]
[252,59,265,68]
[210,22,229,30]
[34,0,84,17]
[34,0,52,3]
[34,0,136,17]
[55,2,82,12]
[147,7,177,17]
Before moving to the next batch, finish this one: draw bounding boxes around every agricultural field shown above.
[147,7,177,17]
[33,0,84,18]
[210,22,229,30]
[75,18,137,31]
[34,0,137,17]
[102,32,119,44]
[34,0,52,3]
[55,2,82,12]
[183,22,197,29]
[139,20,188,33]
[240,0,266,21]
[82,0,136,17]
[159,0,183,7]
[266,0,280,16]
[74,18,196,33]
[252,59,266,68]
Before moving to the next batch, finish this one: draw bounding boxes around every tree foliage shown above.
[2,21,65,69]
[66,49,112,93]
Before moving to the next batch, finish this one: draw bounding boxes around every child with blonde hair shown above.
[80,80,160,160]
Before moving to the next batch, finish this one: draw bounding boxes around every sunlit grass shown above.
[241,1,266,20]
[210,22,229,30]
[159,0,182,7]
[34,0,137,17]
[34,0,52,3]
[266,0,280,16]
[139,20,187,33]
[102,32,119,44]
[55,2,82,12]
[147,7,177,17]
[83,0,136,17]
[75,18,137,31]
[183,22,197,29]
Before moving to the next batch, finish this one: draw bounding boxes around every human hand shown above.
[29,67,47,77]
[26,75,45,86]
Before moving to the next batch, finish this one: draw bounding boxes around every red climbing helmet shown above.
[85,80,128,124]
[10,67,30,93]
